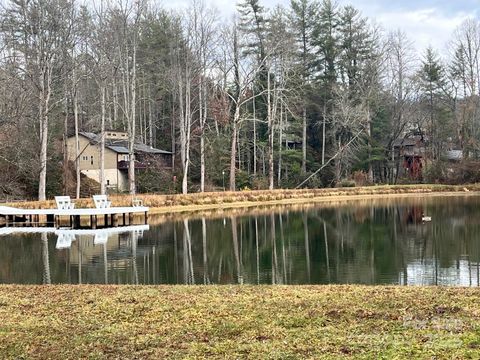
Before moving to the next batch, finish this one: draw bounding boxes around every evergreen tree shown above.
[312,0,340,166]
[419,47,448,159]
[289,0,318,173]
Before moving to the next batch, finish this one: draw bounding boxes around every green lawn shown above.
[1,286,480,358]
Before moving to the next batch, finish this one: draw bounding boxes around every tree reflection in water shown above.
[2,196,480,285]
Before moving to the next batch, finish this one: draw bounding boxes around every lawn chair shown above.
[93,195,112,209]
[55,196,75,210]
[132,198,143,207]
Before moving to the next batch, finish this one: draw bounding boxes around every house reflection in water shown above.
[54,226,149,284]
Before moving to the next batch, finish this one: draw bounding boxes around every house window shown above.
[124,155,129,161]
[82,156,88,161]
[107,180,110,186]
[90,156,94,165]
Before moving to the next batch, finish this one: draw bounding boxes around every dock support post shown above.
[129,213,134,225]
[90,215,97,229]
[123,213,126,226]
[112,214,118,227]
[104,214,108,227]
[145,211,148,224]
[73,215,81,229]
[47,214,54,225]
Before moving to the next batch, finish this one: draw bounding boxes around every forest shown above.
[0,0,479,200]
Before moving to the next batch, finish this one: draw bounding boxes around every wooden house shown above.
[393,136,427,180]
[66,131,172,191]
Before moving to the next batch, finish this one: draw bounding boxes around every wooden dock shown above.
[0,205,149,229]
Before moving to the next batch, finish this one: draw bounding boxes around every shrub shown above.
[251,176,269,190]
[235,170,251,190]
[352,171,369,186]
[137,164,175,194]
[424,160,447,184]
[339,179,356,188]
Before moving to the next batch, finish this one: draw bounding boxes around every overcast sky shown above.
[164,0,479,54]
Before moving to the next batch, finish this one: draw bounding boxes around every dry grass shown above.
[3,184,479,212]
[0,285,480,359]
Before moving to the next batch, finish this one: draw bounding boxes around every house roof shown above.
[107,145,129,154]
[80,132,99,142]
[393,138,416,147]
[445,150,463,161]
[77,132,172,155]
[393,135,428,147]
[134,143,172,155]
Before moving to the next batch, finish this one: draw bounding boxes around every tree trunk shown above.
[100,83,106,195]
[38,65,50,201]
[148,83,154,147]
[38,110,48,201]
[302,106,307,173]
[112,75,119,129]
[182,65,191,195]
[253,88,257,176]
[267,70,274,190]
[277,102,283,186]
[229,105,240,191]
[366,104,373,183]
[199,73,206,192]
[128,35,137,196]
[200,135,205,192]
[322,102,326,166]
[63,83,69,195]
[230,24,241,192]
[73,76,80,200]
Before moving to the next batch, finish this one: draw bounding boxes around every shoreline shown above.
[3,184,480,216]
[149,189,479,215]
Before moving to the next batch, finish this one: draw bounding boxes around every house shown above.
[445,149,463,161]
[66,131,172,191]
[393,136,427,180]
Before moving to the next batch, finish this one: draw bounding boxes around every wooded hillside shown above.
[0,0,478,200]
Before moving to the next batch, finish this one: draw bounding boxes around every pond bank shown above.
[0,285,479,358]
[5,184,480,215]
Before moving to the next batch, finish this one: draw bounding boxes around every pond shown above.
[1,194,480,286]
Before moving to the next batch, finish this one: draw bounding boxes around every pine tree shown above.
[290,0,318,173]
[312,0,340,165]
[419,47,447,159]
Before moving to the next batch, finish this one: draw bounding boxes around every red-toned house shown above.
[393,136,427,180]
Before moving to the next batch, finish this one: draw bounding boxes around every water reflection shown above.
[2,195,480,285]
[41,233,50,285]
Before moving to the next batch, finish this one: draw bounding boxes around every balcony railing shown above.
[117,160,148,170]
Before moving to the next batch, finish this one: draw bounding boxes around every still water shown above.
[1,195,480,286]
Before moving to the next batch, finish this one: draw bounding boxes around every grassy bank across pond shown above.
[5,184,480,215]
[0,285,480,359]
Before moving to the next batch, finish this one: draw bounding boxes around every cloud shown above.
[162,0,476,55]
[372,7,472,53]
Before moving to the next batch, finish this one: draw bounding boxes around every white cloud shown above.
[372,7,472,53]
[162,0,475,56]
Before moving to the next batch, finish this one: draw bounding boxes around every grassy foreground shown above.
[1,286,480,359]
